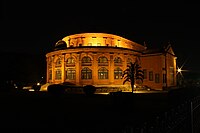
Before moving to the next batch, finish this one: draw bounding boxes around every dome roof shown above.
[55,40,66,46]
[55,40,67,50]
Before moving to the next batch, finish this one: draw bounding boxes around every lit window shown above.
[55,69,62,80]
[98,67,108,79]
[114,67,122,79]
[66,68,75,80]
[81,67,92,79]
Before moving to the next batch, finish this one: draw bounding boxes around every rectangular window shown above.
[155,73,160,83]
[163,74,166,83]
[170,74,174,85]
[170,67,174,85]
[143,69,147,79]
[81,68,92,79]
[114,70,122,79]
[98,72,108,79]
[66,69,76,80]
[149,71,153,81]
[55,69,62,80]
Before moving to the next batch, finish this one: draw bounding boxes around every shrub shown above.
[47,84,66,94]
[83,85,96,96]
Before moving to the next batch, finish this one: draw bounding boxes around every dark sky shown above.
[0,1,200,82]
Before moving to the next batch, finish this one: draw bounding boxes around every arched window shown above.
[98,67,108,79]
[55,69,62,80]
[82,56,92,66]
[98,56,108,66]
[66,68,75,80]
[81,67,92,79]
[55,57,62,67]
[114,67,123,79]
[66,57,75,64]
[66,57,75,66]
[114,57,122,66]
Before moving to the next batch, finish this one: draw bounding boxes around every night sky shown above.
[0,1,200,83]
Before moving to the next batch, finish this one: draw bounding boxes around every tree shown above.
[122,60,144,93]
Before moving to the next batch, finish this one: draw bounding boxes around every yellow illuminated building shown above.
[44,33,177,91]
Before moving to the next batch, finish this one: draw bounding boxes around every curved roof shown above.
[55,33,146,51]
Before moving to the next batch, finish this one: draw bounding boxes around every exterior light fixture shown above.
[177,68,182,73]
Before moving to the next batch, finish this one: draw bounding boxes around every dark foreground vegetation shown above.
[0,86,200,133]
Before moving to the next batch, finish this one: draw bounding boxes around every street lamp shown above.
[177,68,182,73]
[177,66,188,76]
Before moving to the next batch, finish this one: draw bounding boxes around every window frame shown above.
[66,68,76,80]
[114,67,123,79]
[81,67,92,79]
[149,71,153,81]
[98,67,108,79]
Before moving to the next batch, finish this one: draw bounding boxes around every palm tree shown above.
[122,60,144,93]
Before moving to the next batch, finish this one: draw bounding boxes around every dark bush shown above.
[168,87,200,105]
[47,84,66,94]
[83,85,96,96]
[0,80,19,92]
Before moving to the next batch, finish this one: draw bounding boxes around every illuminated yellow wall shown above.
[61,33,145,51]
[140,45,177,90]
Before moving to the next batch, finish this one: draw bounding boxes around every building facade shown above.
[45,33,177,91]
[140,44,177,90]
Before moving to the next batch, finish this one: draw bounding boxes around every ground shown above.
[0,88,199,132]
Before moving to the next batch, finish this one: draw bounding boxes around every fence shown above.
[122,95,200,133]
